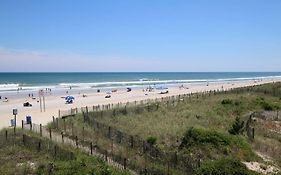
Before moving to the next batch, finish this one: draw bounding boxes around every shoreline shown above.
[0,78,280,129]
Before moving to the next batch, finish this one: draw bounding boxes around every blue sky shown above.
[0,0,281,72]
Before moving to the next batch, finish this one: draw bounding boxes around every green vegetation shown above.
[53,82,281,174]
[146,136,157,146]
[228,117,245,135]
[180,127,231,148]
[0,129,130,175]
[196,158,258,175]
[221,98,233,105]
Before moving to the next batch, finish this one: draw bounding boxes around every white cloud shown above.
[0,47,280,72]
[0,48,169,72]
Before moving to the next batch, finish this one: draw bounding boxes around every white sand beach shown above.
[0,79,280,129]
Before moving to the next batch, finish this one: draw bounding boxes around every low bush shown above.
[146,136,157,146]
[180,128,230,148]
[228,117,244,135]
[221,99,233,105]
[196,158,258,175]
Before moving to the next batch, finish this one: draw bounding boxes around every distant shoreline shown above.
[0,77,281,129]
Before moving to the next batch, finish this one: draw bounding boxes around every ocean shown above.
[0,72,281,97]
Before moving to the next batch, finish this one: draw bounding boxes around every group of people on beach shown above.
[0,96,8,102]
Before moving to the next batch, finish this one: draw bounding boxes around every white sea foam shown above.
[1,75,281,93]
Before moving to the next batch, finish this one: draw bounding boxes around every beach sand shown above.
[0,79,279,129]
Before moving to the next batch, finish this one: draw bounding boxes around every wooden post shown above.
[38,140,41,152]
[52,116,55,127]
[54,145,57,158]
[61,132,64,143]
[40,124,42,137]
[30,122,32,131]
[75,136,78,148]
[130,136,134,148]
[124,158,127,170]
[22,120,24,129]
[108,126,111,139]
[58,110,60,118]
[5,130,8,141]
[90,142,93,155]
[49,128,52,139]
[22,134,25,145]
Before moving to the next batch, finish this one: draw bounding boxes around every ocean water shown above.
[0,72,281,97]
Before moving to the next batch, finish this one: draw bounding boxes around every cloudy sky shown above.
[0,0,281,72]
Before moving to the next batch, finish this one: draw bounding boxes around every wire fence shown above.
[20,122,132,173]
[9,82,281,175]
[58,82,281,118]
[0,128,75,161]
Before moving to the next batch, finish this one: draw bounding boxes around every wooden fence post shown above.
[54,145,57,158]
[130,136,134,148]
[49,128,52,139]
[75,136,78,148]
[61,132,64,143]
[90,142,93,155]
[5,130,8,141]
[108,126,111,139]
[38,140,41,152]
[124,158,127,170]
[52,116,55,127]
[22,120,24,129]
[40,124,42,137]
[22,134,25,146]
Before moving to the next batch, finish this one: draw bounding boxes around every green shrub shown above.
[221,99,233,105]
[228,117,244,135]
[146,136,157,146]
[196,158,258,175]
[180,128,230,148]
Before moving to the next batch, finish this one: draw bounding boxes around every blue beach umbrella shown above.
[65,96,75,101]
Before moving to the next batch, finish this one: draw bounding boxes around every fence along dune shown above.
[49,82,281,174]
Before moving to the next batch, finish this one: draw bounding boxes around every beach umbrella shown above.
[65,96,75,100]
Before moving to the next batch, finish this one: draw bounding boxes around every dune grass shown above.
[54,83,281,174]
[0,129,130,175]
